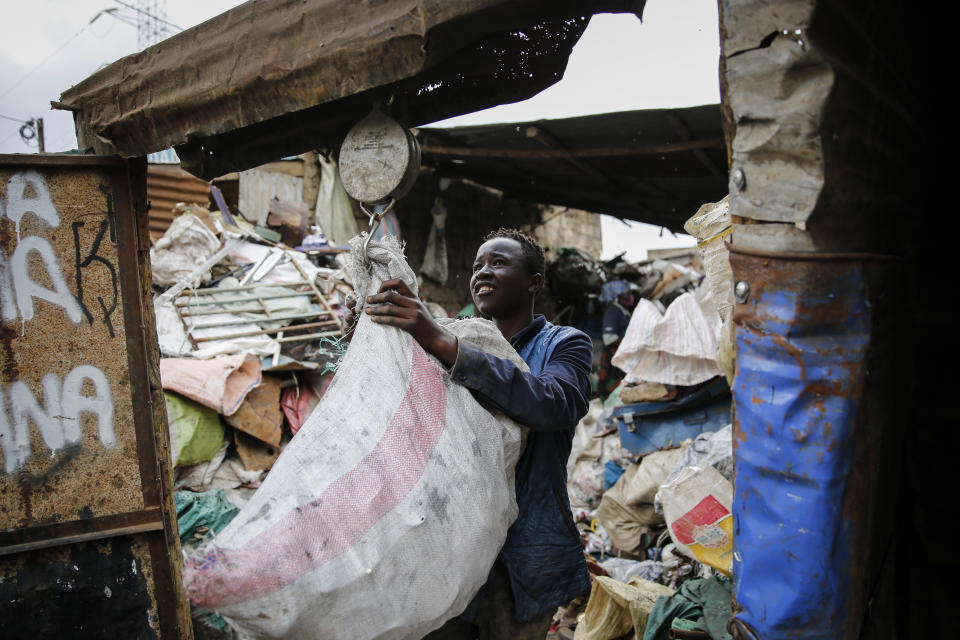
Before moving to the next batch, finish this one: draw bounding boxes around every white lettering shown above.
[0,390,27,474]
[0,250,16,323]
[10,236,83,323]
[0,365,115,474]
[62,365,115,448]
[3,170,60,234]
[9,374,64,453]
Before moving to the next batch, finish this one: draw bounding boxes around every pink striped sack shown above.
[183,238,525,639]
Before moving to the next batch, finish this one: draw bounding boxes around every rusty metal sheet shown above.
[146,164,212,241]
[728,246,899,640]
[59,0,645,178]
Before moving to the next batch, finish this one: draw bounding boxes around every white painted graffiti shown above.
[0,170,83,325]
[0,365,116,473]
[0,170,118,473]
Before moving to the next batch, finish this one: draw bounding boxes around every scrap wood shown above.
[267,199,310,247]
[233,429,284,471]
[224,377,284,446]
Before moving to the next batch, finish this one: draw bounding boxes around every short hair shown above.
[482,227,545,277]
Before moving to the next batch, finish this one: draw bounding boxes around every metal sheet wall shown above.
[728,248,898,639]
[146,164,211,241]
[238,168,304,225]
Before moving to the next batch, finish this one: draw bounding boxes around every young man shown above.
[364,228,592,639]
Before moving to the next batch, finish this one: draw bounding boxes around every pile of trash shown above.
[550,198,736,640]
[556,414,734,640]
[149,199,365,636]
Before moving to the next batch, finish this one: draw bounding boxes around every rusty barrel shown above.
[728,247,900,639]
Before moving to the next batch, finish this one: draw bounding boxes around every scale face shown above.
[339,107,419,204]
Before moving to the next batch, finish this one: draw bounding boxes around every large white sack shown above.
[611,293,722,386]
[150,213,222,287]
[183,237,525,639]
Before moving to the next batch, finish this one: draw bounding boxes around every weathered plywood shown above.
[0,162,149,528]
[0,155,191,639]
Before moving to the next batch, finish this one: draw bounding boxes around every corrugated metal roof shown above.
[59,0,644,179]
[416,104,728,230]
[146,164,211,240]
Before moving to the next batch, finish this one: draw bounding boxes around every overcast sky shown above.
[0,0,720,260]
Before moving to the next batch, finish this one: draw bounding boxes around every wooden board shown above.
[0,155,191,638]
[0,159,152,531]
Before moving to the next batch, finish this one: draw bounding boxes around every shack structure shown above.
[1,0,947,637]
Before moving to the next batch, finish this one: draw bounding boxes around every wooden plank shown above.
[420,136,725,159]
[0,508,163,556]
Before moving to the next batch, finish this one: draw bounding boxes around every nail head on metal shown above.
[735,280,750,303]
[731,167,746,192]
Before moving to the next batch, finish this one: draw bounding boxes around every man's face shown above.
[470,237,539,318]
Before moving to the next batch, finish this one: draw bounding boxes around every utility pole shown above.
[36,117,44,153]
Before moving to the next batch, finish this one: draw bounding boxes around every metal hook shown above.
[359,198,396,266]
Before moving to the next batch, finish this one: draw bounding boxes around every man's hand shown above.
[340,295,358,340]
[365,278,458,368]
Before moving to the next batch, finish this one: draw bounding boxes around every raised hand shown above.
[365,278,458,367]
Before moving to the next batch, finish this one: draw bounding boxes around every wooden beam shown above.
[420,136,725,159]
[525,125,608,183]
[666,111,725,178]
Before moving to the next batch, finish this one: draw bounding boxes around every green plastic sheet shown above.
[174,489,239,546]
[166,391,225,466]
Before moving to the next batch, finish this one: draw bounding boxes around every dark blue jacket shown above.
[450,315,593,621]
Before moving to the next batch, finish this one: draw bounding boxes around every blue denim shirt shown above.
[450,315,592,621]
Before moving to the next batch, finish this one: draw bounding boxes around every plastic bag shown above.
[575,576,674,640]
[684,197,734,382]
[568,427,624,510]
[314,154,360,246]
[421,197,448,284]
[596,448,685,554]
[182,237,525,639]
[612,293,722,386]
[150,212,222,287]
[658,464,733,576]
[654,426,732,515]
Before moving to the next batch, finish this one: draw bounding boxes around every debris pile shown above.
[150,197,358,636]
[548,201,735,640]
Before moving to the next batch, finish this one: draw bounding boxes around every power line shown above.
[0,9,112,102]
[0,129,24,147]
[0,113,27,124]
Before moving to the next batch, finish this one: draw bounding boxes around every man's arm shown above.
[449,332,592,431]
[363,279,592,430]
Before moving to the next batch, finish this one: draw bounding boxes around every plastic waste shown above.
[574,576,674,640]
[658,464,733,576]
